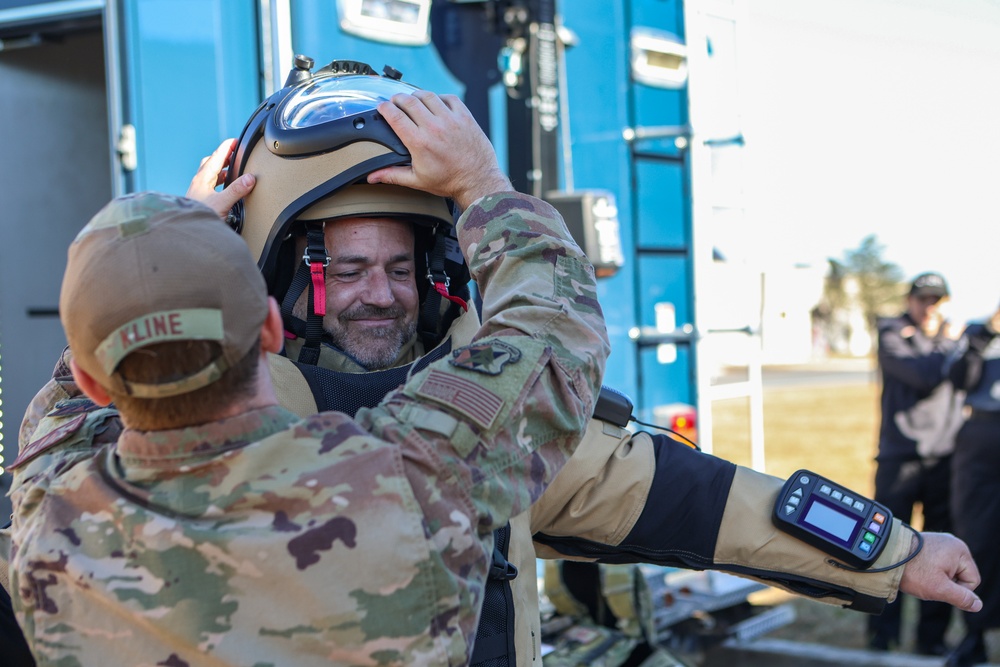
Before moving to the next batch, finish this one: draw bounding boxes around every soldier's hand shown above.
[185,139,256,219]
[898,532,982,612]
[368,91,512,211]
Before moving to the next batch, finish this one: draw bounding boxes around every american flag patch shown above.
[416,369,505,430]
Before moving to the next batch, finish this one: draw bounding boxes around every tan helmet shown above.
[224,58,469,363]
[225,60,456,278]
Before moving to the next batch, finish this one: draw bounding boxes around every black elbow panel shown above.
[534,434,735,565]
[622,435,736,561]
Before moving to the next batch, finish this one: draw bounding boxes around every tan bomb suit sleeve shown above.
[531,425,910,613]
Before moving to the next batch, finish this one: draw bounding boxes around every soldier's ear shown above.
[69,357,113,407]
[260,297,284,355]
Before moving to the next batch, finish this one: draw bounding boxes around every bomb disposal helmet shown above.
[224,58,470,363]
[226,60,457,279]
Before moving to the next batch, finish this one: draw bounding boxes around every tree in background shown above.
[815,235,904,356]
[842,234,905,326]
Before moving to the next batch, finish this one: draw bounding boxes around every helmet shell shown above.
[226,62,433,287]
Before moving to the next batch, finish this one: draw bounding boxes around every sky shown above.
[732,0,1000,324]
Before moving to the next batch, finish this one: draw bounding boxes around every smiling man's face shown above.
[293,217,419,370]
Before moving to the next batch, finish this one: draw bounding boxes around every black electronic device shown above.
[772,470,892,569]
[593,386,633,428]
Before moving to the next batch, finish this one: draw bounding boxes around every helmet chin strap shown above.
[287,222,329,366]
[419,225,468,350]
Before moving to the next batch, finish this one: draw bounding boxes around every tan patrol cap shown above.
[60,192,269,398]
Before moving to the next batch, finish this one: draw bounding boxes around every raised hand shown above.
[367,91,512,211]
[185,139,256,219]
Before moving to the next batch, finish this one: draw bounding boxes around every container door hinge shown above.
[116,124,137,172]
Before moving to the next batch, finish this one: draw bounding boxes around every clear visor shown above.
[280,74,420,129]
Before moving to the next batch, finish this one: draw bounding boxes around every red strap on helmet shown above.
[310,261,327,316]
[433,281,468,311]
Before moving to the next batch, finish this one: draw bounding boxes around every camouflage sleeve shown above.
[358,191,609,535]
[0,527,9,593]
[10,347,122,490]
[460,192,608,400]
[17,347,79,452]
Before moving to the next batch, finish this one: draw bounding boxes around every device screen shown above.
[799,497,859,547]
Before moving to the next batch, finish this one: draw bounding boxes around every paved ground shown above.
[761,359,877,388]
[716,358,878,389]
[706,637,1000,667]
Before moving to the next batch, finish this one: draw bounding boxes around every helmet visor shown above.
[280,75,420,130]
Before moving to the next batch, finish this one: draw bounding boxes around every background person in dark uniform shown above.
[869,272,966,654]
[945,306,1000,667]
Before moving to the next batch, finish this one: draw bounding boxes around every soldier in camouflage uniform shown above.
[6,90,609,666]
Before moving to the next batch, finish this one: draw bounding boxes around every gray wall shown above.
[0,28,111,492]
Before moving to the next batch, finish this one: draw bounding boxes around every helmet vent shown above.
[327,60,377,76]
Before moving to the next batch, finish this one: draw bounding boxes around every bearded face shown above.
[293,217,419,370]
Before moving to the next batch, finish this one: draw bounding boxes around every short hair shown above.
[106,338,260,431]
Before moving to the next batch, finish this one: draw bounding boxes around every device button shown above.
[853,500,865,511]
[864,532,876,544]
[784,505,795,515]
[873,512,886,524]
[831,490,843,500]
[859,541,872,554]
[789,495,800,506]
[842,495,854,506]
[868,521,881,534]
[793,488,804,497]
[819,484,832,495]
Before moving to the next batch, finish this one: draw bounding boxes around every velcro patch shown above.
[9,413,87,470]
[415,369,504,430]
[450,341,521,376]
[49,398,100,417]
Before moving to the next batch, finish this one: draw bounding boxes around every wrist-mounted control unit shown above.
[773,470,892,569]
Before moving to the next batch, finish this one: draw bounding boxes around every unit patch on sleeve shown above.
[450,340,522,376]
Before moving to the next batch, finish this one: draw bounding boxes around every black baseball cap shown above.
[909,272,949,299]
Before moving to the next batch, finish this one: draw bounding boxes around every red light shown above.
[671,412,696,431]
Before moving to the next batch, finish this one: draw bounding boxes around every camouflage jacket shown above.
[7,192,609,667]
